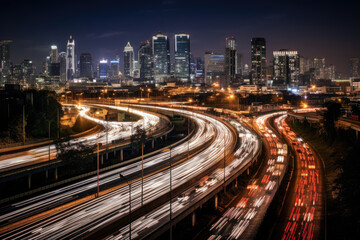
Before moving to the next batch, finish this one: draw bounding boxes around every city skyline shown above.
[2,0,359,77]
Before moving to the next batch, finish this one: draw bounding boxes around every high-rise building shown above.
[80,53,93,79]
[325,65,335,80]
[21,59,34,85]
[152,33,170,83]
[174,33,190,81]
[50,45,59,63]
[66,36,75,81]
[236,53,243,76]
[43,56,51,76]
[300,56,310,74]
[225,36,236,86]
[138,40,153,81]
[350,57,360,78]
[204,52,225,86]
[59,52,67,83]
[251,38,266,85]
[133,60,139,78]
[273,50,300,87]
[110,59,120,77]
[123,42,134,78]
[99,59,108,79]
[313,58,326,79]
[0,40,12,85]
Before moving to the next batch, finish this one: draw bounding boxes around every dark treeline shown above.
[0,89,63,144]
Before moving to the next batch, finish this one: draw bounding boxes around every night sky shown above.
[2,0,360,77]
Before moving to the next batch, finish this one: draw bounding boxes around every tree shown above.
[321,101,342,142]
[56,140,96,171]
[130,126,146,154]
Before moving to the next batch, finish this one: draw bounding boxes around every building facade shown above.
[138,40,153,81]
[80,53,93,79]
[350,57,360,79]
[225,36,236,86]
[123,42,134,79]
[0,40,12,85]
[152,33,170,83]
[66,36,75,81]
[273,50,300,87]
[251,38,266,85]
[174,33,190,81]
[99,59,108,79]
[204,51,225,86]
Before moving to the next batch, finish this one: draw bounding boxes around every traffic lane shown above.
[277,116,323,240]
[0,108,226,239]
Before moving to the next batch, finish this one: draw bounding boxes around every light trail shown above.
[108,114,260,239]
[208,112,288,240]
[0,105,228,239]
[0,104,161,172]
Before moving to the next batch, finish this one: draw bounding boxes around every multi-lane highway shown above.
[106,116,259,239]
[208,112,288,240]
[275,114,324,240]
[0,104,161,173]
[0,105,239,239]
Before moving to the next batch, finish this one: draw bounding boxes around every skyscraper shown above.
[80,53,93,79]
[350,57,360,78]
[273,50,300,87]
[123,42,134,79]
[59,52,67,83]
[50,45,59,63]
[138,40,153,81]
[251,38,266,85]
[174,33,190,81]
[0,40,12,85]
[225,36,236,86]
[204,51,225,86]
[236,53,243,76]
[313,58,326,79]
[66,36,75,81]
[110,59,120,78]
[99,59,108,79]
[152,32,170,83]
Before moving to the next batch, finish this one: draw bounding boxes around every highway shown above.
[0,105,236,239]
[0,104,161,173]
[207,112,288,240]
[105,114,260,239]
[275,114,324,240]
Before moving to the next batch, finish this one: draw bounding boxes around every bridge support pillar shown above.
[101,154,104,165]
[165,134,167,141]
[192,212,196,227]
[235,178,238,188]
[247,168,250,175]
[120,149,123,161]
[28,174,31,189]
[356,130,358,140]
[55,167,58,180]
[152,139,155,149]
[106,152,109,160]
[45,169,48,179]
[215,194,218,210]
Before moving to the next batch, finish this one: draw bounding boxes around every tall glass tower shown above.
[0,40,12,85]
[123,42,134,79]
[225,36,237,86]
[66,36,75,81]
[138,40,153,81]
[80,53,93,79]
[251,37,266,85]
[152,33,170,83]
[174,33,190,81]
